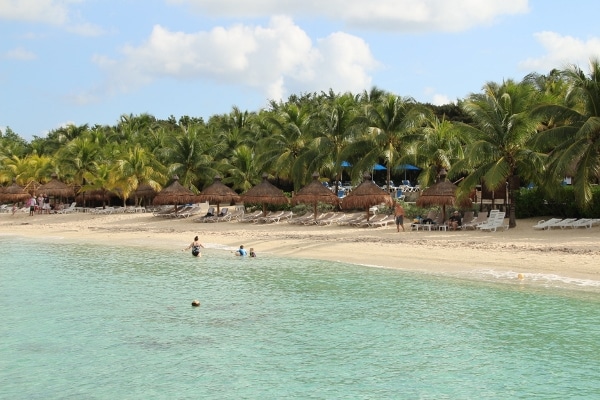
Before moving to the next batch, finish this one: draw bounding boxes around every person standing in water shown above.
[184,236,204,257]
[234,245,248,256]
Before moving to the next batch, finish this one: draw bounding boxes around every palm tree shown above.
[114,144,166,205]
[165,123,220,192]
[55,136,102,187]
[414,114,467,188]
[298,92,360,192]
[220,145,260,192]
[532,59,600,208]
[256,102,312,185]
[344,93,425,190]
[451,80,546,228]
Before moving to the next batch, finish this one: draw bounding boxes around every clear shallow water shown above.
[1,236,600,399]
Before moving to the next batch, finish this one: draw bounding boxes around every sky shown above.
[2,0,600,141]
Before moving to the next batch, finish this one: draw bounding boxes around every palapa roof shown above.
[0,180,32,203]
[292,173,339,206]
[153,176,198,205]
[37,174,74,198]
[240,174,289,206]
[133,183,158,198]
[416,172,472,209]
[197,175,240,205]
[416,180,458,207]
[341,174,393,210]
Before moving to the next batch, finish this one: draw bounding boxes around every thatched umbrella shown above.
[341,174,394,221]
[196,175,240,214]
[152,175,197,215]
[132,183,157,206]
[38,174,74,200]
[240,173,289,217]
[0,180,32,204]
[292,172,339,221]
[416,169,472,220]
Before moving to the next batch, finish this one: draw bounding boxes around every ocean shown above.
[1,235,599,399]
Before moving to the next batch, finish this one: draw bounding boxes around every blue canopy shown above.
[372,164,387,171]
[340,161,352,167]
[395,164,421,171]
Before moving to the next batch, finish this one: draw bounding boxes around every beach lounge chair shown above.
[549,218,578,229]
[204,207,230,222]
[57,202,77,214]
[304,212,335,225]
[568,218,593,229]
[316,212,345,226]
[266,210,293,223]
[478,211,508,232]
[255,210,284,223]
[532,218,563,230]
[352,214,387,227]
[288,213,315,225]
[238,210,263,223]
[195,207,216,222]
[176,205,203,219]
[369,214,395,228]
[338,213,366,226]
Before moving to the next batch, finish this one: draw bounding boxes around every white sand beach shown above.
[2,210,599,285]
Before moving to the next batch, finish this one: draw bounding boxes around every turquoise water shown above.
[1,236,600,399]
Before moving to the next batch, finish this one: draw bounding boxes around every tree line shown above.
[2,59,600,227]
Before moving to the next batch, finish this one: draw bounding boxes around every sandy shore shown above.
[2,211,600,287]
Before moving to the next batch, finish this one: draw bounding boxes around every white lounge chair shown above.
[549,218,578,229]
[369,215,395,228]
[478,211,508,232]
[568,218,594,229]
[532,218,563,230]
[57,202,77,214]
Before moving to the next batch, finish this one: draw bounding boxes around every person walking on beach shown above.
[394,202,405,232]
[184,236,204,257]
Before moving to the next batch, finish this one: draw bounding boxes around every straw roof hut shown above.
[152,175,198,215]
[37,174,74,199]
[341,174,393,221]
[292,172,339,221]
[0,180,32,203]
[131,183,158,206]
[196,175,241,214]
[240,173,289,217]
[416,170,472,220]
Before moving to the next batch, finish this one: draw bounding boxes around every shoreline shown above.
[2,211,600,291]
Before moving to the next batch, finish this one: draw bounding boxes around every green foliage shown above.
[514,185,600,218]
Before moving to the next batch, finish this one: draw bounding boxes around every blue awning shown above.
[395,164,421,171]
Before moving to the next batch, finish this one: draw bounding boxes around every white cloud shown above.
[89,16,378,102]
[0,0,105,36]
[519,31,600,72]
[0,0,71,25]
[169,0,529,32]
[4,47,37,60]
[431,94,452,106]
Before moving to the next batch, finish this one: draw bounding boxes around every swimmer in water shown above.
[184,236,204,257]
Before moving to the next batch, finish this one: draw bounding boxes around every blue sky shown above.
[2,0,600,141]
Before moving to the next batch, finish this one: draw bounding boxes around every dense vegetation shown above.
[2,60,600,227]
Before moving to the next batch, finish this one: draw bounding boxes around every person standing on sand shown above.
[28,196,36,216]
[394,202,405,232]
[184,236,204,257]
